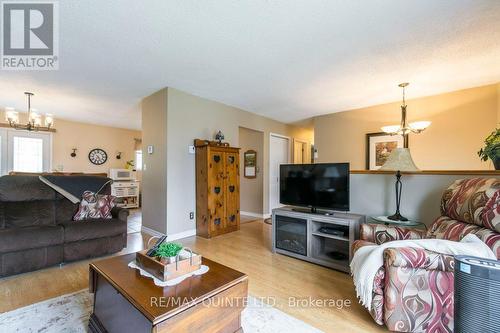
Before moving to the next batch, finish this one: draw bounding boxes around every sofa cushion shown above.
[0,226,64,253]
[0,245,63,277]
[441,178,500,231]
[55,194,79,222]
[3,200,55,228]
[428,216,500,258]
[60,219,126,243]
[0,176,56,202]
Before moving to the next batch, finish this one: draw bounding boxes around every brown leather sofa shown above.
[0,175,128,277]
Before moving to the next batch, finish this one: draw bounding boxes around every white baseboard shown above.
[167,229,197,241]
[240,211,266,219]
[141,226,164,238]
[140,227,196,241]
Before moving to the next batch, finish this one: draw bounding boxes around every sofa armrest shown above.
[352,239,376,255]
[111,207,129,222]
[360,223,427,245]
[384,247,455,272]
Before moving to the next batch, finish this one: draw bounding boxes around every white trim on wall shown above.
[240,211,266,219]
[141,226,164,238]
[268,132,291,215]
[141,226,197,242]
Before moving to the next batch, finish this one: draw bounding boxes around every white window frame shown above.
[135,149,143,171]
[0,129,7,175]
[5,129,52,173]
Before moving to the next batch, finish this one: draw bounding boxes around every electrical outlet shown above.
[188,145,195,154]
[189,212,194,220]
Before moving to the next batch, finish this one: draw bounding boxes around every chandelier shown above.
[5,92,54,131]
[381,83,430,135]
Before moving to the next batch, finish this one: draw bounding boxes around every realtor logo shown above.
[1,1,59,70]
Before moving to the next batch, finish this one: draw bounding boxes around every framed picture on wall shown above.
[244,150,257,178]
[366,133,406,170]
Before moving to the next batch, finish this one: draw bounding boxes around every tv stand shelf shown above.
[272,207,365,273]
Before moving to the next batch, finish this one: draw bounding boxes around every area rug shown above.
[0,290,322,333]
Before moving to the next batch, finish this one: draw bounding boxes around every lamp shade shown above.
[380,148,419,172]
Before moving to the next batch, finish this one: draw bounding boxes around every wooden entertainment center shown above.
[272,207,365,273]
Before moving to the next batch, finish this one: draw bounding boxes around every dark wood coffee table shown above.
[88,253,248,333]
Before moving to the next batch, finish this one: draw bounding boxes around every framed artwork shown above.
[244,150,257,178]
[366,133,406,170]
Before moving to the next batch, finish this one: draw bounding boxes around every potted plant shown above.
[154,242,183,264]
[478,128,500,170]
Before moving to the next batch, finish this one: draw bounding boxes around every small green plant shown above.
[478,128,500,162]
[154,242,183,258]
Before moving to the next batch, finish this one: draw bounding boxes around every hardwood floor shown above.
[0,221,387,332]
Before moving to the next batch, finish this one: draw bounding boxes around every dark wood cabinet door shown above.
[224,152,240,229]
[208,150,226,234]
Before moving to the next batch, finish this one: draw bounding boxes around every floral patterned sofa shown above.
[353,177,500,333]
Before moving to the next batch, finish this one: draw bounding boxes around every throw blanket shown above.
[39,175,112,203]
[350,234,496,310]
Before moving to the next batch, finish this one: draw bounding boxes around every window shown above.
[13,136,44,172]
[3,131,51,174]
[0,130,5,175]
[135,150,143,171]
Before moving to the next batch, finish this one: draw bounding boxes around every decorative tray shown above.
[135,248,202,282]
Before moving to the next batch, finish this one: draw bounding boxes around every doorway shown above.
[239,127,264,223]
[0,129,51,175]
[293,138,311,164]
[269,133,290,214]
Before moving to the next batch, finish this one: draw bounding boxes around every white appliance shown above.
[109,169,139,209]
[109,168,136,181]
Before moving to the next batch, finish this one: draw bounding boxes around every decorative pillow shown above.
[73,191,116,221]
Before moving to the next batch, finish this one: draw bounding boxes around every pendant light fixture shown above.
[381,83,431,136]
[5,92,54,131]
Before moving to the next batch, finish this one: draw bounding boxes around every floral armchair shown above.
[353,178,500,333]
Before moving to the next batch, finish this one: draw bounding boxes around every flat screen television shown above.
[279,163,349,212]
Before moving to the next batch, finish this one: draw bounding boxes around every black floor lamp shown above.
[380,148,419,221]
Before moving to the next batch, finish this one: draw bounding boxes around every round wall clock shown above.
[88,148,108,165]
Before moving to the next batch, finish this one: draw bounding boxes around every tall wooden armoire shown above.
[195,139,240,238]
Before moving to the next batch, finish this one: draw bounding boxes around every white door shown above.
[7,131,51,173]
[293,140,304,164]
[269,134,289,212]
[0,130,7,175]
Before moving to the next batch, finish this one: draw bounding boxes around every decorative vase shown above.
[493,157,500,170]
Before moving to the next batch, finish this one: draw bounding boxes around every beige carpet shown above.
[0,290,323,333]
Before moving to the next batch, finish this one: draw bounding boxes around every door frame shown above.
[4,128,53,173]
[293,138,308,164]
[268,132,291,215]
[0,129,7,175]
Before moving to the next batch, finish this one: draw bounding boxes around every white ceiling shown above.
[1,0,500,130]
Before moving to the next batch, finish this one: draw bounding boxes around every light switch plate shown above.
[147,145,154,154]
[188,145,195,154]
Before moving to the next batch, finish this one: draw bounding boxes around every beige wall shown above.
[239,127,264,215]
[350,173,500,226]
[141,89,168,234]
[52,119,140,173]
[0,111,141,174]
[497,83,500,122]
[314,83,499,170]
[166,87,312,235]
[140,87,313,236]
